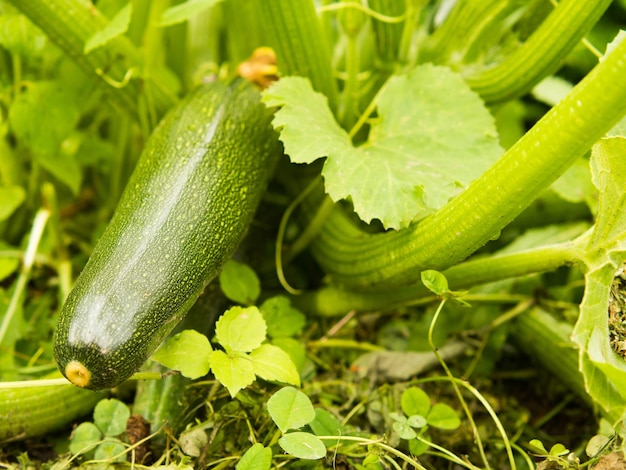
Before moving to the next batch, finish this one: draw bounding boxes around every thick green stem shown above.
[511,308,597,415]
[251,0,339,111]
[7,0,178,121]
[308,37,626,290]
[294,241,580,316]
[419,0,509,66]
[463,0,612,102]
[367,0,406,64]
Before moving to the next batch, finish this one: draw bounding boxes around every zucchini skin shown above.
[54,79,280,391]
[0,375,104,442]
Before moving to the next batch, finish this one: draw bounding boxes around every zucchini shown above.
[0,374,104,442]
[54,79,280,391]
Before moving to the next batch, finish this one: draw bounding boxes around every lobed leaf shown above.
[264,65,502,229]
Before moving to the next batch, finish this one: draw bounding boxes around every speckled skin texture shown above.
[54,80,280,390]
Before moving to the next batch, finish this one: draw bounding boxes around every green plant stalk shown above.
[0,375,104,442]
[463,0,612,102]
[295,240,580,316]
[251,0,339,111]
[510,308,599,417]
[41,183,72,303]
[0,209,49,348]
[367,0,406,64]
[307,37,626,291]
[419,0,509,66]
[7,0,178,121]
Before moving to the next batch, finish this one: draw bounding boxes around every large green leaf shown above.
[263,65,502,229]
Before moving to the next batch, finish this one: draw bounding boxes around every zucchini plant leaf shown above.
[263,65,502,229]
[249,343,301,386]
[84,4,132,54]
[210,350,256,397]
[572,137,626,423]
[215,306,267,354]
[152,329,212,379]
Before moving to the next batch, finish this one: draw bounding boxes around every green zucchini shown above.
[0,374,104,442]
[54,79,280,391]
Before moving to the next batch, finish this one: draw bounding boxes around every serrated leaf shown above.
[69,422,101,455]
[427,403,460,430]
[210,350,256,397]
[159,0,223,26]
[84,4,132,54]
[249,344,300,386]
[215,306,267,353]
[267,386,316,432]
[93,399,130,437]
[0,186,26,221]
[260,296,306,338]
[263,66,502,229]
[278,432,326,460]
[400,387,431,417]
[152,329,212,379]
[219,259,261,305]
[236,443,272,470]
